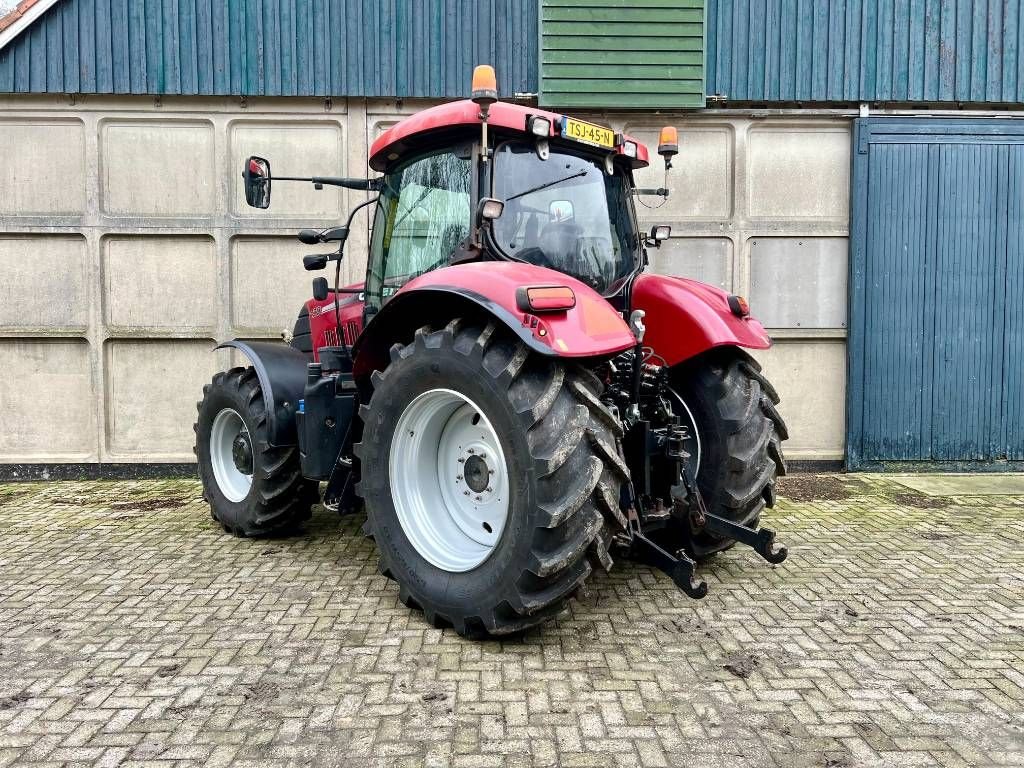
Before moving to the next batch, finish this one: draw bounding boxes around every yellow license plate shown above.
[560,117,615,149]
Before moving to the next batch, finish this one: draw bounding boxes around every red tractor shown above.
[195,66,788,637]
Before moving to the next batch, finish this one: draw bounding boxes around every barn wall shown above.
[617,112,850,460]
[543,109,850,460]
[706,0,1024,105]
[0,94,420,464]
[0,95,847,464]
[0,0,538,99]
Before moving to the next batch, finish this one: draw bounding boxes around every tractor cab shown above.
[242,66,677,324]
[361,67,675,315]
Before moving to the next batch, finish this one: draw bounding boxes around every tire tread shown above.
[360,321,627,637]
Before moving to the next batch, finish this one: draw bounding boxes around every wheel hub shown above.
[231,432,253,474]
[462,454,489,493]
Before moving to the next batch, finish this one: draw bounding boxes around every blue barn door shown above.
[848,118,1024,470]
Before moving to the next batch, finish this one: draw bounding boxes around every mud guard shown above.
[215,340,308,447]
[630,273,773,367]
[352,262,636,383]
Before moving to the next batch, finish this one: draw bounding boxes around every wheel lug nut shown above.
[457,457,465,463]
[456,475,463,480]
[479,452,486,459]
[467,448,475,454]
[463,491,470,496]
[475,496,482,501]
[488,469,494,475]
[485,487,492,492]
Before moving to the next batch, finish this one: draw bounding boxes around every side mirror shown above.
[243,156,271,209]
[549,200,574,222]
[311,277,330,301]
[647,225,671,247]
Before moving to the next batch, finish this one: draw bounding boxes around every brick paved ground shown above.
[0,474,1021,768]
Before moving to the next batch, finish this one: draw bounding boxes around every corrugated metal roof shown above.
[0,0,537,98]
[707,0,1024,104]
[6,0,1024,105]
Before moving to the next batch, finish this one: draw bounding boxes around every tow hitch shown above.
[674,464,788,566]
[626,504,708,599]
[622,436,788,599]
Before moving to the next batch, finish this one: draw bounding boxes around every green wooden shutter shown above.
[539,0,705,109]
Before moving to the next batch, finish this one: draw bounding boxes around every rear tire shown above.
[355,320,627,637]
[195,367,317,537]
[670,351,787,559]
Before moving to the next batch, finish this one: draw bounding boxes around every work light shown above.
[528,116,551,137]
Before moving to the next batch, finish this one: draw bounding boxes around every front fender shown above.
[631,273,772,367]
[352,262,635,381]
[215,340,308,446]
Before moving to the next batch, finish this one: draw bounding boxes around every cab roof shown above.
[368,99,650,172]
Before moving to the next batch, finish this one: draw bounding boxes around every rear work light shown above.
[528,116,551,137]
[728,294,750,317]
[516,286,576,313]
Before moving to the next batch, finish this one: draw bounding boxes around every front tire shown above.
[195,367,317,537]
[355,320,627,637]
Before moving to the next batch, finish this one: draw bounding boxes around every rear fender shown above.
[352,262,635,384]
[630,273,772,367]
[215,340,308,447]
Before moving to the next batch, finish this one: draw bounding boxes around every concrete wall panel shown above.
[751,340,847,459]
[0,99,853,465]
[625,115,852,461]
[748,237,848,328]
[747,125,850,220]
[650,237,732,289]
[104,339,218,458]
[103,236,217,333]
[0,235,89,331]
[0,340,95,459]
[101,120,216,216]
[231,237,331,335]
[628,124,733,220]
[0,120,86,215]
[230,122,345,218]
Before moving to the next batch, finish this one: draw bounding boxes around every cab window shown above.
[366,149,472,310]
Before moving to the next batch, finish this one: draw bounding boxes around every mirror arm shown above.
[273,175,382,191]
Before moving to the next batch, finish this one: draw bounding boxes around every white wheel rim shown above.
[389,388,510,572]
[210,408,253,503]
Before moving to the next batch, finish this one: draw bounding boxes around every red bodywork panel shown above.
[397,261,635,355]
[307,262,635,369]
[630,273,772,367]
[306,287,365,361]
[307,271,771,371]
[369,100,650,171]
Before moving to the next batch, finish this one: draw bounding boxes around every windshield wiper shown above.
[507,169,588,201]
